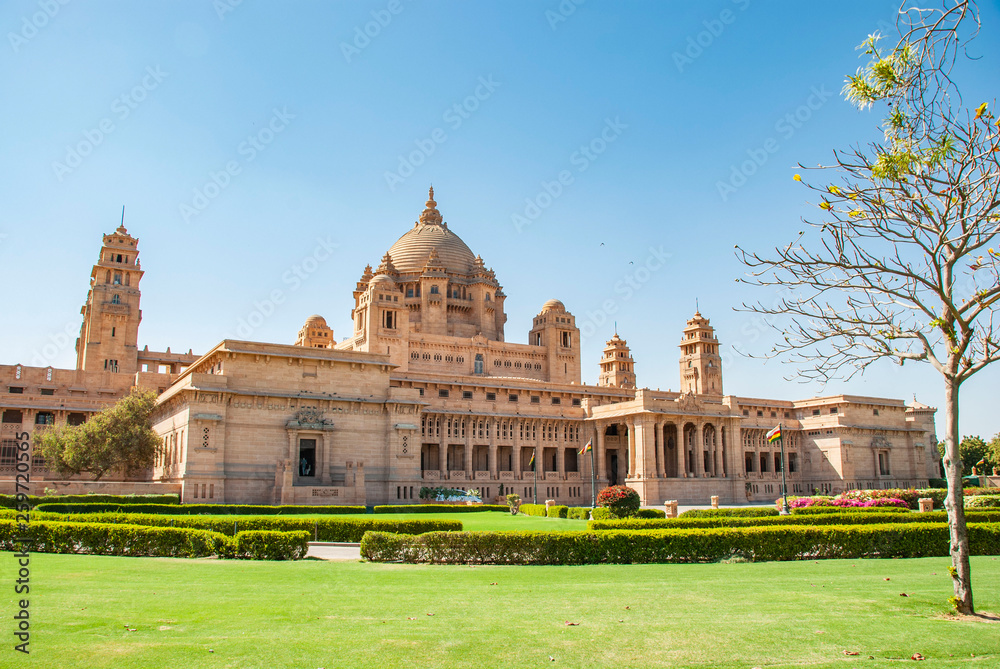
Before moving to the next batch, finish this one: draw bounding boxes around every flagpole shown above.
[532,447,538,504]
[778,422,790,515]
[590,443,596,508]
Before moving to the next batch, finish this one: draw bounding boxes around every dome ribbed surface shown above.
[387,224,477,275]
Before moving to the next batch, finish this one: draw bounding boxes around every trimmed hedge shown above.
[0,493,180,509]
[33,503,366,515]
[791,506,910,515]
[232,530,309,560]
[21,511,462,542]
[0,520,309,559]
[360,522,1000,564]
[0,520,229,558]
[547,505,569,518]
[635,509,667,519]
[588,510,1000,531]
[567,507,590,520]
[519,503,547,517]
[680,507,779,518]
[373,504,508,514]
[967,496,1000,508]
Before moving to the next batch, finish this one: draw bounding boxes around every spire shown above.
[418,186,443,226]
[117,205,128,234]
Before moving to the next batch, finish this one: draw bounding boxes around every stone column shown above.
[488,418,498,479]
[556,435,565,481]
[693,422,704,478]
[627,421,636,478]
[464,417,473,477]
[319,432,331,484]
[596,423,607,481]
[655,421,665,478]
[513,419,522,479]
[677,424,686,478]
[438,415,447,477]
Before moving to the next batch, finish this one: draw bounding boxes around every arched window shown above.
[111,294,121,305]
[105,270,111,283]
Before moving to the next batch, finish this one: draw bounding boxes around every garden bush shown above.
[232,530,309,560]
[567,507,591,520]
[680,507,779,518]
[547,505,569,518]
[596,485,641,518]
[791,506,910,515]
[0,493,180,509]
[589,510,1000,531]
[635,509,667,519]
[33,503,366,515]
[966,496,1000,508]
[373,504,508,513]
[0,519,229,558]
[18,512,462,542]
[359,522,1000,565]
[519,504,548,517]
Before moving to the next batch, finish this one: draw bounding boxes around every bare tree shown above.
[737,1,998,614]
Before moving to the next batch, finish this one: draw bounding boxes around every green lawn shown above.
[6,553,1000,668]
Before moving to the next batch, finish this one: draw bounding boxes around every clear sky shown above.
[2,1,998,440]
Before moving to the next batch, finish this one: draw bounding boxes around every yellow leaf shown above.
[975,102,988,119]
[793,174,802,181]
[819,201,832,210]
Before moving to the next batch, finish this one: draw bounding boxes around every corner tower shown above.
[597,332,636,389]
[678,311,722,395]
[75,222,143,375]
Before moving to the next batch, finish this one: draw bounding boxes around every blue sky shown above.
[2,1,998,439]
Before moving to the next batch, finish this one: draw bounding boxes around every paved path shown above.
[307,543,362,561]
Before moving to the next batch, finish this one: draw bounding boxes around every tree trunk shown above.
[942,374,973,614]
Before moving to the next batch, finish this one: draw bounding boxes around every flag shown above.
[528,451,535,470]
[579,439,592,456]
[976,458,987,468]
[766,425,782,443]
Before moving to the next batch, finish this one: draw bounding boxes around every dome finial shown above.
[419,186,443,225]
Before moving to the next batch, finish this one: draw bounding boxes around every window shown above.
[508,394,518,402]
[8,387,23,394]
[486,392,496,401]
[830,407,838,414]
[530,396,540,404]
[383,310,396,329]
[756,410,763,417]
[770,411,777,418]
[561,331,572,348]
[40,388,54,396]
[438,389,449,398]
[873,409,880,416]
[742,409,749,416]
[418,388,424,396]
[788,453,798,473]
[878,452,891,476]
[35,413,55,426]
[430,285,439,294]
[474,354,484,375]
[551,397,561,405]
[406,288,414,297]
[812,409,821,416]
[2,410,23,424]
[67,413,86,426]
[113,273,122,285]
[111,327,116,338]
[111,294,121,305]
[462,391,473,400]
[571,399,581,407]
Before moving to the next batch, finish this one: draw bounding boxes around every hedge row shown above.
[680,507,779,519]
[359,523,1000,565]
[33,503,366,515]
[589,510,1000,531]
[0,520,308,559]
[791,506,911,515]
[967,496,1000,508]
[372,504,508,514]
[0,494,180,509]
[19,511,462,542]
[519,504,548,517]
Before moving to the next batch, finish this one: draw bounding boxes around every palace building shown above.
[1,189,940,505]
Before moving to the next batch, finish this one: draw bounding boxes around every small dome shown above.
[370,274,397,286]
[541,299,565,313]
[305,314,327,326]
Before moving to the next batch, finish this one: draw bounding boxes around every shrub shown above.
[506,493,521,515]
[567,507,590,520]
[965,487,1000,496]
[373,504,507,514]
[635,509,667,519]
[791,506,910,515]
[359,522,1000,564]
[595,486,640,518]
[966,496,1000,508]
[588,510,1000,531]
[33,503,366,515]
[232,530,309,560]
[17,512,462,542]
[519,504,548,517]
[0,519,229,558]
[547,505,569,518]
[0,493,180,509]
[590,507,615,521]
[680,507,780,518]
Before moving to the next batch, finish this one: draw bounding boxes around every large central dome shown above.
[386,188,477,275]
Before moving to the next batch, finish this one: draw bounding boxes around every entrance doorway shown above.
[299,438,316,477]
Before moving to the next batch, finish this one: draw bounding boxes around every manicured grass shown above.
[7,553,1000,668]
